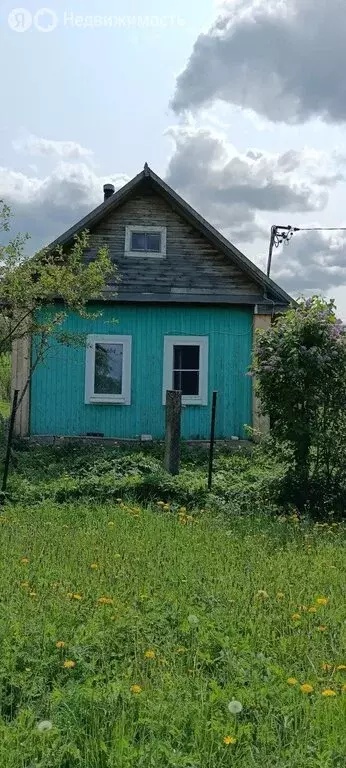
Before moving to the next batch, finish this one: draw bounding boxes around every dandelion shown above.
[321,689,337,697]
[178,507,187,513]
[20,557,29,564]
[63,660,76,669]
[336,665,346,671]
[308,606,317,613]
[37,720,53,732]
[316,597,329,606]
[255,590,269,599]
[300,683,313,694]
[73,594,82,601]
[56,641,65,649]
[108,521,115,527]
[187,614,199,626]
[21,581,30,588]
[66,593,73,599]
[287,677,298,686]
[29,591,36,598]
[130,684,142,695]
[276,592,285,599]
[223,736,237,745]
[341,684,346,693]
[227,699,243,714]
[322,663,332,671]
[163,504,170,511]
[157,502,165,507]
[291,613,301,621]
[98,596,114,605]
[90,563,98,570]
[176,647,186,654]
[144,650,156,660]
[318,625,327,632]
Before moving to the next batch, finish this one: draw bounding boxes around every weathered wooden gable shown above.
[88,182,260,299]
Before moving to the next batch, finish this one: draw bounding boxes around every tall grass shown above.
[0,498,345,767]
[0,352,11,418]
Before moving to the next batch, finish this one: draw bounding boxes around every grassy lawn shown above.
[0,446,345,766]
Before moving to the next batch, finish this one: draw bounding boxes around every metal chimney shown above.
[103,183,115,201]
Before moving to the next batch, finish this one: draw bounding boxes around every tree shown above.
[253,297,346,517]
[0,200,116,414]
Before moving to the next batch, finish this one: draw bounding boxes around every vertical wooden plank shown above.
[12,333,31,437]
[164,390,182,475]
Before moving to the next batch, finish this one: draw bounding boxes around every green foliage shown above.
[0,352,11,404]
[0,488,345,767]
[254,298,346,518]
[0,200,117,412]
[7,442,282,514]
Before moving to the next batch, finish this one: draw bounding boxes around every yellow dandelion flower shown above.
[178,507,187,513]
[316,597,329,606]
[321,689,337,697]
[300,683,313,694]
[341,684,346,693]
[223,736,237,745]
[144,649,155,660]
[336,665,346,671]
[291,613,301,621]
[130,684,142,695]
[63,660,76,669]
[21,581,30,588]
[90,563,98,570]
[322,663,332,671]
[318,625,327,632]
[276,592,285,599]
[108,521,115,527]
[308,606,317,613]
[163,504,170,511]
[98,596,114,605]
[287,677,298,686]
[20,557,29,564]
[56,641,65,648]
[29,591,36,598]
[176,647,186,654]
[72,593,82,601]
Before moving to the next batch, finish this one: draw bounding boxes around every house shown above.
[12,164,291,441]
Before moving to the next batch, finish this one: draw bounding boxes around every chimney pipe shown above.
[103,183,115,201]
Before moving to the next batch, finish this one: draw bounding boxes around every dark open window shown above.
[173,345,200,396]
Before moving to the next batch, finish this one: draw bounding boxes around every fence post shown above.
[164,390,182,475]
[208,391,217,491]
[1,389,19,504]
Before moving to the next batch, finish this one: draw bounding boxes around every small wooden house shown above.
[12,165,291,441]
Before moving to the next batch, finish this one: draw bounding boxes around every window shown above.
[163,336,208,406]
[125,225,166,257]
[85,335,132,404]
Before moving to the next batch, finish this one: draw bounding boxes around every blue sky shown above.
[2,0,346,316]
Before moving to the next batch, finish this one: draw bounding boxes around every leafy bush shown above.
[254,297,346,519]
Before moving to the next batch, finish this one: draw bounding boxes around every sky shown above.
[1,0,346,315]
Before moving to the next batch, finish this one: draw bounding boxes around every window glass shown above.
[94,343,123,395]
[130,231,161,252]
[173,345,200,396]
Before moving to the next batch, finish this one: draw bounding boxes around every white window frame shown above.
[125,225,167,258]
[162,336,209,406]
[85,334,132,405]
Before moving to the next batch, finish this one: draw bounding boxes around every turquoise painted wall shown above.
[30,304,253,439]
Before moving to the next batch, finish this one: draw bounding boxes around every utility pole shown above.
[266,225,300,278]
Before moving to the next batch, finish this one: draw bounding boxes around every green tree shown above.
[253,297,346,517]
[0,200,116,413]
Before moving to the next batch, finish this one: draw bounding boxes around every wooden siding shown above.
[30,304,253,440]
[87,183,260,299]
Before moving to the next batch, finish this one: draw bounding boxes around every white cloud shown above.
[0,162,128,250]
[172,0,346,125]
[13,134,94,161]
[165,124,344,243]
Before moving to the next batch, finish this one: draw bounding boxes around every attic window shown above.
[125,225,166,257]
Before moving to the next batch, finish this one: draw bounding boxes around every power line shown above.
[266,224,346,278]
